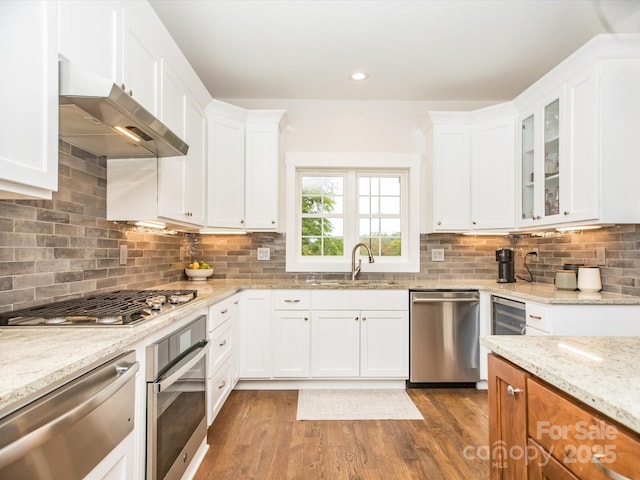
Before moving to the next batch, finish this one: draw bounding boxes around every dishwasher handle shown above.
[0,356,139,470]
[412,297,479,304]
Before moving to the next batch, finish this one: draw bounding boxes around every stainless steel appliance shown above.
[409,290,480,385]
[496,247,516,283]
[59,59,189,159]
[0,289,197,326]
[0,350,138,478]
[492,296,526,335]
[146,315,208,480]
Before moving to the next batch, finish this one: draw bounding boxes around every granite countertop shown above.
[480,335,640,435]
[2,278,639,418]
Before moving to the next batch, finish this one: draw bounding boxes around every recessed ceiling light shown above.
[350,72,369,81]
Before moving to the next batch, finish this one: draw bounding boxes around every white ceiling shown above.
[150,0,640,102]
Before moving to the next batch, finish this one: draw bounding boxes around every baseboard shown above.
[235,379,407,390]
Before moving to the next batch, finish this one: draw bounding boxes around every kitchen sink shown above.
[309,280,399,287]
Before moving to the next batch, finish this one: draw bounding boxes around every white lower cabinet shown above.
[206,295,238,425]
[273,310,311,377]
[310,309,408,378]
[239,290,273,378]
[84,432,135,480]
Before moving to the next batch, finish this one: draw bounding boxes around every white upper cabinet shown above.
[514,35,640,229]
[0,1,58,200]
[58,0,117,81]
[425,103,516,233]
[206,101,247,229]
[244,113,286,231]
[205,105,287,232]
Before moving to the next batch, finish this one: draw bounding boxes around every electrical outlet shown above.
[179,246,186,261]
[257,247,271,261]
[119,244,128,265]
[595,247,606,266]
[432,248,445,262]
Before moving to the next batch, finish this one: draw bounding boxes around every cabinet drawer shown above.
[527,378,640,479]
[525,302,551,333]
[209,297,235,331]
[273,290,311,310]
[209,320,232,373]
[207,358,232,425]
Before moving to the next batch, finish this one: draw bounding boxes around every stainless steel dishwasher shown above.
[409,290,480,385]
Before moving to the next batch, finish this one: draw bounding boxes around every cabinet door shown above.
[244,123,280,230]
[207,115,246,229]
[564,67,599,223]
[273,310,311,378]
[488,354,528,480]
[527,439,579,480]
[541,94,562,222]
[360,310,408,378]
[518,110,537,224]
[183,96,206,225]
[471,118,516,230]
[119,3,160,115]
[432,125,471,231]
[239,291,272,378]
[0,1,58,200]
[311,310,360,377]
[58,0,117,81]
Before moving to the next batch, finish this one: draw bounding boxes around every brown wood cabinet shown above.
[488,353,528,480]
[489,353,640,480]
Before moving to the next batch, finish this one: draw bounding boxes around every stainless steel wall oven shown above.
[146,315,208,480]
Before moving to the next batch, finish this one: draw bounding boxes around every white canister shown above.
[577,267,602,292]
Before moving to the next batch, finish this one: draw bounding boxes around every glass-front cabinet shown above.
[518,93,564,227]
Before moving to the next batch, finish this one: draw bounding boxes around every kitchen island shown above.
[481,335,640,479]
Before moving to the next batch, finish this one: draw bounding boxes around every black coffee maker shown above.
[496,248,515,283]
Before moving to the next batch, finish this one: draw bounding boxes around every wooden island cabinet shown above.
[488,353,640,480]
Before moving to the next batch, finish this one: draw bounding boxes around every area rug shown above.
[296,389,424,420]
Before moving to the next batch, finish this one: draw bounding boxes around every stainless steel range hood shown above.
[59,60,188,158]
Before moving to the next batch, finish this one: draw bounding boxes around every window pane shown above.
[301,237,321,256]
[371,177,379,195]
[323,237,344,256]
[332,196,344,214]
[359,177,370,195]
[380,218,401,235]
[381,237,401,256]
[302,195,323,213]
[380,177,400,195]
[323,218,343,237]
[301,218,323,236]
[359,196,370,214]
[380,197,400,214]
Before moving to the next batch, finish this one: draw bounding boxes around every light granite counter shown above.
[480,335,640,435]
[2,278,639,418]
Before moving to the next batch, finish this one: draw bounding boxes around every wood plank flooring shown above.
[194,388,489,480]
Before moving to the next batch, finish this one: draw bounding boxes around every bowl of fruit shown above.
[185,261,213,281]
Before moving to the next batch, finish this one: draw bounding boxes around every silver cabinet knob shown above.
[507,385,522,396]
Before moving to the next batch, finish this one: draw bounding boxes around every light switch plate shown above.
[432,248,445,262]
[595,247,606,266]
[257,247,271,261]
[119,244,128,265]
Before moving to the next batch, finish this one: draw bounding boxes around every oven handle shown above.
[0,357,139,470]
[154,342,208,393]
[495,320,526,335]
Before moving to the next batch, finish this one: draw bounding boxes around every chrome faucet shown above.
[351,242,375,281]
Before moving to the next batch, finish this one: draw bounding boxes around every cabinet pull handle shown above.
[220,309,228,314]
[472,221,477,225]
[284,299,301,303]
[355,316,359,321]
[240,219,244,224]
[219,340,227,347]
[362,317,366,321]
[233,300,238,305]
[437,221,442,226]
[528,314,542,320]
[564,211,570,216]
[304,317,308,321]
[271,220,276,224]
[592,454,631,480]
[218,380,226,389]
[121,83,126,91]
[507,385,522,396]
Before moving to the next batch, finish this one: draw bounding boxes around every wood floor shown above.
[194,388,489,480]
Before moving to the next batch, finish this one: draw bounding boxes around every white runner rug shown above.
[296,389,424,420]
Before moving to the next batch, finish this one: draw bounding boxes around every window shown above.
[286,153,421,273]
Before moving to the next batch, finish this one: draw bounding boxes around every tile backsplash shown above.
[2,143,640,312]
[0,142,188,312]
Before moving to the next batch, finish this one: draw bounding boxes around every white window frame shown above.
[285,152,421,273]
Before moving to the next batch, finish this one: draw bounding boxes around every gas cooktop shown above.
[0,289,198,327]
